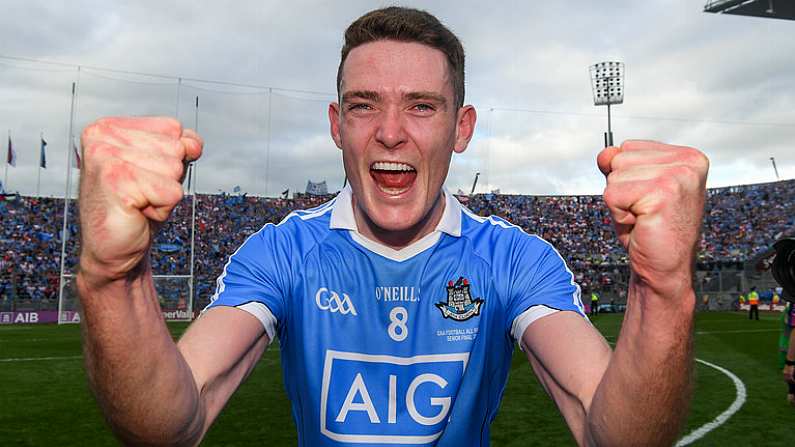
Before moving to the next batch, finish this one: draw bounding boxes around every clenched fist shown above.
[78,117,203,286]
[597,140,709,296]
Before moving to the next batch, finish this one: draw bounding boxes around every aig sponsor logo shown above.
[315,288,357,315]
[320,350,469,444]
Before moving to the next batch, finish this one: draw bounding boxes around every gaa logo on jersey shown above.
[315,287,357,316]
[320,350,469,444]
[435,277,484,321]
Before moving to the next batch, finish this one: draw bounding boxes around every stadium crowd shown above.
[2,179,793,312]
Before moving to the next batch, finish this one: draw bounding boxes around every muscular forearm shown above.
[586,275,694,446]
[78,265,204,446]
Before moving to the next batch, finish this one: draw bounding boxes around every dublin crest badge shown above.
[435,277,484,321]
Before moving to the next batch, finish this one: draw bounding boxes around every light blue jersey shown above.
[206,187,586,446]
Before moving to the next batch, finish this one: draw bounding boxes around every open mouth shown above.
[370,161,417,195]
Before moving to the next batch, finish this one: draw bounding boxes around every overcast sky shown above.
[1,0,793,198]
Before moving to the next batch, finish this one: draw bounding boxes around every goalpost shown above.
[57,171,199,325]
[50,67,336,325]
[56,77,200,325]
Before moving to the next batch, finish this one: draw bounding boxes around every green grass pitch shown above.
[1,311,794,446]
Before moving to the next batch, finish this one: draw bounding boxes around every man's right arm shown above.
[78,117,267,445]
[79,272,268,445]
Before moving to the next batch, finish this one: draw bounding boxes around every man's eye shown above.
[413,103,434,112]
[348,103,372,111]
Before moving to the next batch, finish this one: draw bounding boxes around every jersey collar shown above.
[329,185,463,262]
[329,184,462,237]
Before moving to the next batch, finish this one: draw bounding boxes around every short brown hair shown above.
[337,6,466,109]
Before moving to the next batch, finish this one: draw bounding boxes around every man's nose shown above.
[375,107,407,149]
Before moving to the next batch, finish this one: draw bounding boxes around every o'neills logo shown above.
[435,277,483,321]
[375,286,419,302]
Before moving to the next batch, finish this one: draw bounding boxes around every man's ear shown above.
[453,105,477,154]
[328,102,343,149]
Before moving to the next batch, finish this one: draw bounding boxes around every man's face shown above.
[329,40,475,239]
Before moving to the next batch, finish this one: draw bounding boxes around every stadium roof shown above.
[704,0,795,21]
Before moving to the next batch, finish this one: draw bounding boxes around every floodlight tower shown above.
[470,172,480,195]
[590,61,625,147]
[770,157,780,180]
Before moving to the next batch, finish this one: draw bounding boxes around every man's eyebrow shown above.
[405,91,447,109]
[341,90,381,103]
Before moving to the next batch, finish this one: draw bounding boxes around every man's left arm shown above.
[523,140,709,446]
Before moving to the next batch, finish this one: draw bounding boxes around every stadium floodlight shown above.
[589,61,625,147]
[470,172,480,195]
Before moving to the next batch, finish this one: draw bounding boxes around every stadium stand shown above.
[1,179,793,313]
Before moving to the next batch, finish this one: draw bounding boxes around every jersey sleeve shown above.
[504,233,586,342]
[203,223,293,341]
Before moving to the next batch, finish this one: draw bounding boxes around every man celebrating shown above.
[77,7,708,446]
